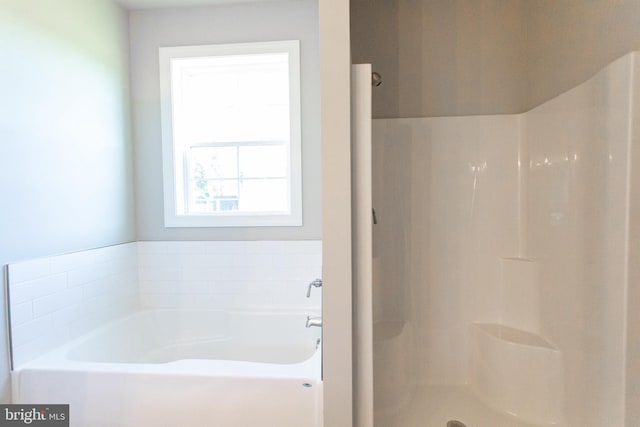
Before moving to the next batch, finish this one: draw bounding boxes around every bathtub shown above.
[11,309,322,427]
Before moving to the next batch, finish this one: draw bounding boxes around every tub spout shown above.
[306,316,322,328]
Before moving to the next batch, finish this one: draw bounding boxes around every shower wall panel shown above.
[525,52,637,427]
[372,116,521,386]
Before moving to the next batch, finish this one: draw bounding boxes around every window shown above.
[159,41,302,227]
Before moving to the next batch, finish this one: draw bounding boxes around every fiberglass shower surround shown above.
[371,51,640,427]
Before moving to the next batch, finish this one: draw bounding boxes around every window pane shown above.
[190,146,238,179]
[189,179,239,213]
[173,53,290,144]
[239,145,287,178]
[239,179,288,213]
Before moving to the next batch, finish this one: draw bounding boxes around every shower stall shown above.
[354,51,640,427]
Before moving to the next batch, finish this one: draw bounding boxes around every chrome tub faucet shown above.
[306,278,322,298]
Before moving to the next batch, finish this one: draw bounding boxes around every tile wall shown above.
[6,240,322,368]
[137,241,322,311]
[7,243,138,367]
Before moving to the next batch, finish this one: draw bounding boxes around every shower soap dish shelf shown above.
[469,322,565,426]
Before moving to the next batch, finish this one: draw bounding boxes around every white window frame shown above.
[159,40,303,227]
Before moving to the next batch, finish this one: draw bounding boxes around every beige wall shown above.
[352,0,640,118]
[523,0,640,110]
[351,0,526,118]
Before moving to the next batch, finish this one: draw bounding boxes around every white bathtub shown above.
[11,309,322,427]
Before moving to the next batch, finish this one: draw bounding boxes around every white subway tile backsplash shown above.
[280,240,323,254]
[139,293,180,308]
[238,254,275,268]
[9,274,68,305]
[180,254,218,270]
[32,287,83,318]
[93,261,113,279]
[175,293,220,308]
[238,241,281,254]
[67,266,98,287]
[93,242,137,262]
[181,268,218,281]
[52,303,91,329]
[137,241,168,254]
[50,251,96,274]
[296,253,323,267]
[7,243,139,368]
[138,252,176,268]
[10,302,33,326]
[208,280,247,295]
[107,256,137,276]
[8,258,51,284]
[6,241,320,368]
[139,267,182,282]
[164,241,211,254]
[82,277,111,299]
[280,267,322,281]
[139,241,322,312]
[204,241,249,254]
[140,280,212,295]
[11,315,54,347]
[211,253,242,267]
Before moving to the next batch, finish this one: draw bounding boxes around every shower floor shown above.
[391,385,544,427]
